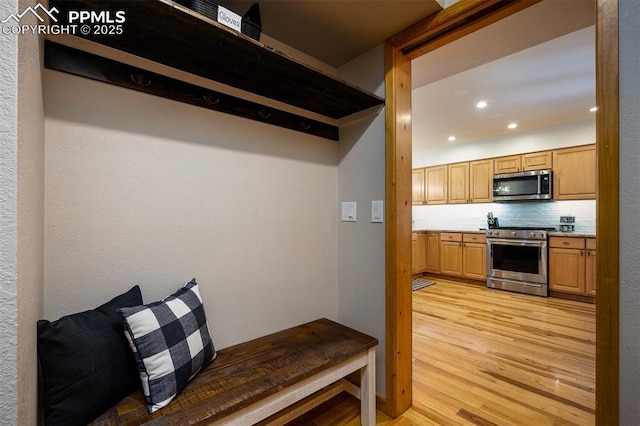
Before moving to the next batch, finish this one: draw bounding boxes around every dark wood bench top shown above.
[91,318,378,425]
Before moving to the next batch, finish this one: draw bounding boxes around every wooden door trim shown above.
[384,0,619,421]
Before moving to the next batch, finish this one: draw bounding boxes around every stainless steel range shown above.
[486,227,554,296]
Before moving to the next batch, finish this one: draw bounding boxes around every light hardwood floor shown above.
[290,279,595,425]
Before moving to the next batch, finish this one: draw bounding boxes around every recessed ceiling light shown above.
[507,122,518,129]
[590,106,598,112]
[476,100,488,109]
[448,135,456,142]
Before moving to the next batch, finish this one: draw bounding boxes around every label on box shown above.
[217,5,242,33]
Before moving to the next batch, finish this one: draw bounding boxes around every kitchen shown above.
[409,2,597,423]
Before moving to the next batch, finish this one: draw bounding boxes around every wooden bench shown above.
[91,318,378,425]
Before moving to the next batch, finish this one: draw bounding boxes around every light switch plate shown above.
[341,201,357,222]
[371,200,383,223]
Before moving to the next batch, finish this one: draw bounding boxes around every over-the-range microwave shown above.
[493,169,552,201]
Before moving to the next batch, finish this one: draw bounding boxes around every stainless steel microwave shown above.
[493,169,552,201]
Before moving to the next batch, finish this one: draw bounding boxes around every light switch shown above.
[341,201,357,222]
[371,200,383,223]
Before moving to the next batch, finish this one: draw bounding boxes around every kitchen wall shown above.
[43,69,339,351]
[619,0,640,423]
[413,200,596,234]
[336,44,386,396]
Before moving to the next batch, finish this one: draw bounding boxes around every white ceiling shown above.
[412,0,596,150]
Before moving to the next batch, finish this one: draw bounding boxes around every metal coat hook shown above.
[203,94,220,105]
[130,72,151,86]
[258,109,272,119]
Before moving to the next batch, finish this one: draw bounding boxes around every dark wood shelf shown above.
[48,0,384,134]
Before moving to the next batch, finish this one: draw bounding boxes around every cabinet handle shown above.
[562,241,570,245]
[581,250,584,256]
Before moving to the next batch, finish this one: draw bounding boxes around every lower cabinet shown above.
[549,236,596,296]
[412,232,426,275]
[462,234,487,280]
[424,232,440,273]
[440,233,486,279]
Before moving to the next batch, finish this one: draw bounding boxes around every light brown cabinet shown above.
[549,236,596,296]
[585,238,597,296]
[553,145,596,200]
[412,168,425,205]
[439,233,486,279]
[448,162,470,204]
[462,234,487,280]
[494,151,553,174]
[412,232,426,274]
[425,165,448,205]
[440,233,463,276]
[469,159,493,203]
[425,232,440,273]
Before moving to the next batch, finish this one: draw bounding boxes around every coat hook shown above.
[258,109,272,119]
[130,72,151,87]
[203,94,220,105]
[300,121,312,130]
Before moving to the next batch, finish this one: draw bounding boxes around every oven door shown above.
[487,238,548,284]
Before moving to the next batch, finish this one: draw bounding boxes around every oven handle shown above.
[487,238,546,247]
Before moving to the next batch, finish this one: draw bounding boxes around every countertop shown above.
[412,228,596,238]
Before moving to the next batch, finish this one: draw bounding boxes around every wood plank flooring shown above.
[290,279,595,425]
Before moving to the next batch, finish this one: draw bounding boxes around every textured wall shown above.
[16,0,45,422]
[336,44,386,395]
[0,1,19,424]
[619,0,640,423]
[43,69,339,350]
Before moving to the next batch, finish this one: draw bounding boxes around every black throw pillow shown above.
[37,285,143,425]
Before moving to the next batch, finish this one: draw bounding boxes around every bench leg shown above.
[360,347,376,426]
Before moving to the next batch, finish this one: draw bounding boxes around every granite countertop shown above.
[412,228,596,238]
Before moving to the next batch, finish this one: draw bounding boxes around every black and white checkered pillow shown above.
[118,279,216,413]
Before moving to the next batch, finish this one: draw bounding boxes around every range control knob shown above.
[511,231,516,236]
[537,233,544,238]
[529,232,536,238]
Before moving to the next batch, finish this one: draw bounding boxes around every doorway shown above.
[384,0,619,423]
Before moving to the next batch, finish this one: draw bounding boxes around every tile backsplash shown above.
[413,200,596,234]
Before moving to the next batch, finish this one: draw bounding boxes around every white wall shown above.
[413,118,595,168]
[43,70,339,350]
[0,1,19,423]
[0,1,45,424]
[337,45,386,396]
[619,0,640,423]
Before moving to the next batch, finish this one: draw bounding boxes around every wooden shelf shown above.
[47,0,384,139]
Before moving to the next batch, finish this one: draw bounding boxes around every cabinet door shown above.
[412,233,426,274]
[440,241,463,276]
[425,165,448,205]
[425,233,440,273]
[448,162,469,204]
[412,169,425,205]
[585,238,596,296]
[549,247,586,293]
[463,242,486,280]
[522,151,552,171]
[494,155,521,174]
[553,145,596,200]
[469,159,493,203]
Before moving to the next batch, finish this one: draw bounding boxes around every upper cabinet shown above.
[448,163,469,204]
[46,0,384,141]
[469,159,493,203]
[553,145,596,200]
[412,169,425,205]
[494,151,552,174]
[425,166,448,205]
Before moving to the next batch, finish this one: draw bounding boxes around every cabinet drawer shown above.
[586,238,596,250]
[463,233,486,243]
[549,236,585,249]
[440,232,462,242]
